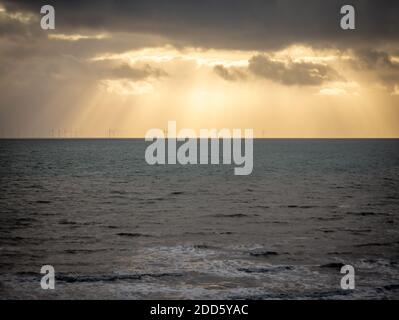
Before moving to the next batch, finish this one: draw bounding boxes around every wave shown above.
[116,232,152,238]
[320,262,345,269]
[355,242,397,247]
[238,266,293,274]
[211,213,258,218]
[56,272,183,283]
[383,284,399,291]
[231,289,352,300]
[249,251,279,257]
[170,191,185,195]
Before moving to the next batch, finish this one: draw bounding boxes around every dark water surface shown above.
[0,139,398,299]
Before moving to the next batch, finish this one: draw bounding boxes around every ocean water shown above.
[0,139,398,299]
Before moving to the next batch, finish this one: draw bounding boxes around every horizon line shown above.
[1,137,399,140]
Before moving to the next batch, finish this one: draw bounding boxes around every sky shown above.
[0,0,398,138]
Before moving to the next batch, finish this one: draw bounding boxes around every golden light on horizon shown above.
[42,44,393,138]
[1,6,398,138]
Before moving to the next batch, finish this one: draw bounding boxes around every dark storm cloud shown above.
[100,63,168,80]
[0,50,167,84]
[353,49,399,86]
[2,0,399,51]
[355,49,399,71]
[214,65,246,81]
[214,55,342,86]
[249,55,341,86]
[0,15,30,37]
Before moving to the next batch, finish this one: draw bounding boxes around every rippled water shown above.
[0,139,398,299]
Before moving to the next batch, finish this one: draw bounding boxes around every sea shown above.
[0,139,398,299]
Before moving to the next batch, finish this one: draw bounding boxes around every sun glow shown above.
[91,46,251,67]
[59,44,398,138]
[48,33,109,41]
